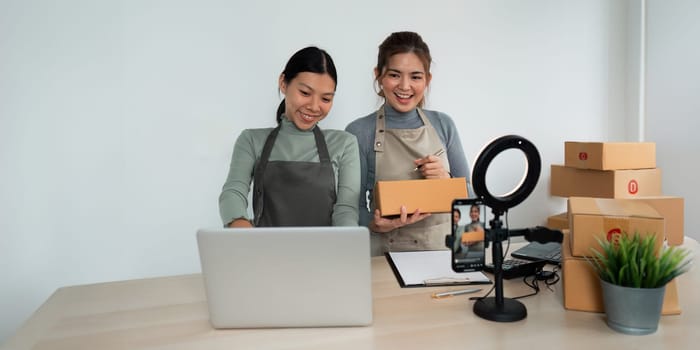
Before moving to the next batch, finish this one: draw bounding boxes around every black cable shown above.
[512,266,561,299]
[514,271,541,299]
[542,266,561,291]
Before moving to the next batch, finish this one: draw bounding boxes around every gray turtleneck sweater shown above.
[345,105,470,227]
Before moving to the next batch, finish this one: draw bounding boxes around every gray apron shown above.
[370,106,451,255]
[252,125,336,227]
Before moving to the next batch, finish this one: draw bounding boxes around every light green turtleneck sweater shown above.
[219,118,361,226]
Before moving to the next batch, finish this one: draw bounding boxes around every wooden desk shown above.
[4,239,699,350]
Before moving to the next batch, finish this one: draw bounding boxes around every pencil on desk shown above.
[431,288,482,299]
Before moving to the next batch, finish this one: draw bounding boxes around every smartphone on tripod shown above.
[449,198,486,272]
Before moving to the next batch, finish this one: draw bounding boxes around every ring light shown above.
[469,134,542,323]
[472,135,541,214]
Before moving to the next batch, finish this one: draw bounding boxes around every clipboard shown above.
[385,250,492,288]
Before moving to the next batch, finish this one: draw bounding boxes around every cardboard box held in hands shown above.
[374,178,468,216]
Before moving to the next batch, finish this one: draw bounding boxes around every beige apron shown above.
[370,105,451,255]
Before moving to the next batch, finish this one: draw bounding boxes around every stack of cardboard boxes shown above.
[549,142,685,314]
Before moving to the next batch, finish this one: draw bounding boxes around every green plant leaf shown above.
[586,231,692,288]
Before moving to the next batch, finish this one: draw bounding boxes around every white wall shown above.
[645,0,700,253]
[0,0,651,342]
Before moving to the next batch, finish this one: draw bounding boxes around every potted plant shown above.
[588,232,692,335]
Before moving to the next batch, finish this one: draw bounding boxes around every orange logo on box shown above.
[607,228,622,245]
[628,180,639,194]
[578,152,588,160]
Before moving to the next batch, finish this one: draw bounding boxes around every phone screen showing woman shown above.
[450,198,486,272]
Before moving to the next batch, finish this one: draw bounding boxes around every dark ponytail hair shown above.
[276,46,338,123]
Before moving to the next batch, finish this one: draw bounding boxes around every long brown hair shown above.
[375,31,432,107]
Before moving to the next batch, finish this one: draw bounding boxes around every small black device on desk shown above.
[483,259,546,279]
[510,241,562,265]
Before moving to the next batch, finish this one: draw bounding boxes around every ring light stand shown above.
[471,135,541,322]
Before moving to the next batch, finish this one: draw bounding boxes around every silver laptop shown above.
[196,226,373,328]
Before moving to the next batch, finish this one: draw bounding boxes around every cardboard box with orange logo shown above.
[564,141,656,170]
[551,165,662,198]
[567,197,665,257]
[561,231,681,314]
[374,178,468,216]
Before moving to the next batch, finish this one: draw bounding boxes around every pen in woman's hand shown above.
[413,149,445,171]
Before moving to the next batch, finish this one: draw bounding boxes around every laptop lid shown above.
[196,226,373,328]
[510,241,562,265]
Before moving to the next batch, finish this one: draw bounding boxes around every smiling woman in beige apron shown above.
[345,32,471,256]
[372,106,452,251]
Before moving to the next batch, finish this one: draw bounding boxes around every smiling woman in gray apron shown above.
[219,47,360,228]
[346,32,470,256]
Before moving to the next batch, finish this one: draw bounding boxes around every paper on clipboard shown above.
[386,250,491,287]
